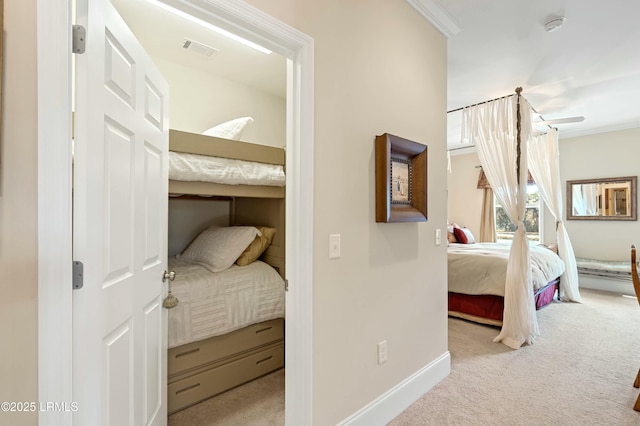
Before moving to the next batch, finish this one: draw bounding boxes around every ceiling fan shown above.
[533,111,584,127]
[537,116,585,126]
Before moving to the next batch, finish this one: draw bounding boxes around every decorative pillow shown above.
[202,117,254,140]
[177,226,260,272]
[453,227,476,244]
[447,223,458,244]
[447,231,458,244]
[236,226,276,266]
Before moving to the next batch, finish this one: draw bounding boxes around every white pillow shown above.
[202,117,254,140]
[177,226,260,272]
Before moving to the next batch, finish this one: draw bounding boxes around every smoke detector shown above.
[181,38,219,57]
[544,17,565,33]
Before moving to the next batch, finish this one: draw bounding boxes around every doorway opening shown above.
[38,0,313,424]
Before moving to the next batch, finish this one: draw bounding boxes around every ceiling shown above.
[443,0,640,149]
[113,0,640,150]
[112,0,286,99]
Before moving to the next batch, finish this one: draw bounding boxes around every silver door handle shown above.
[162,270,179,309]
[162,270,175,282]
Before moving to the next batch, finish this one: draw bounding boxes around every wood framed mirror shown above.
[566,176,637,221]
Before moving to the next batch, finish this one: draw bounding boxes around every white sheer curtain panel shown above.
[585,185,598,215]
[572,184,597,215]
[462,94,538,349]
[528,129,582,302]
[572,186,588,215]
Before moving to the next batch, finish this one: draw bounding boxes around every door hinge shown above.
[285,279,289,292]
[72,25,86,54]
[73,261,84,289]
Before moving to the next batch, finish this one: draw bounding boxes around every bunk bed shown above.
[166,129,286,414]
[447,242,565,326]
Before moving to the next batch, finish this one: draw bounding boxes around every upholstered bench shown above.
[576,257,634,281]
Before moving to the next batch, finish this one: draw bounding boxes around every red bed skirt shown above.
[448,279,559,326]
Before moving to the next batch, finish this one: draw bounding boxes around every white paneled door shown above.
[73,0,169,424]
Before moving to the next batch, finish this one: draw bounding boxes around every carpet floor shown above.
[390,288,640,425]
[168,369,284,426]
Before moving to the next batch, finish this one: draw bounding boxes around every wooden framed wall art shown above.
[375,133,427,223]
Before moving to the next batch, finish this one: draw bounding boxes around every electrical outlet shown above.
[435,228,442,246]
[377,340,387,365]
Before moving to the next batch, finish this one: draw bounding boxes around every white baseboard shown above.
[339,351,451,426]
[579,273,634,296]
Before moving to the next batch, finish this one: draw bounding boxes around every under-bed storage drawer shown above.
[168,341,284,414]
[168,318,284,377]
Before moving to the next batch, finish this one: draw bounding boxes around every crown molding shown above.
[447,144,477,156]
[406,0,460,38]
[558,121,640,140]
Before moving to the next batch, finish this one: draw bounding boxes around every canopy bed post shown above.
[515,87,523,187]
[490,87,538,349]
[459,87,538,349]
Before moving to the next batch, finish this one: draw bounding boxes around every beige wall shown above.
[0,0,39,425]
[559,128,640,260]
[153,58,287,148]
[447,152,483,236]
[18,1,447,424]
[447,128,640,262]
[246,1,448,424]
[168,199,231,256]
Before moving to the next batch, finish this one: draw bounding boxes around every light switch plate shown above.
[377,340,387,364]
[329,234,341,259]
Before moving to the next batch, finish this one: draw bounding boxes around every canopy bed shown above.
[166,128,286,413]
[448,88,582,349]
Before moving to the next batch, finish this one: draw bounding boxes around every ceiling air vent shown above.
[181,38,219,57]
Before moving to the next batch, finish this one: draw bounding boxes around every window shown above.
[494,184,541,242]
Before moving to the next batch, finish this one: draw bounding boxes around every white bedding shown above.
[168,257,285,348]
[448,242,565,297]
[169,151,285,187]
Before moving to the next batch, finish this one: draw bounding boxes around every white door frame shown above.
[37,1,314,425]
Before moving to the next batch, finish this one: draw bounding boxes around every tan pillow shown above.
[177,226,260,272]
[447,231,458,244]
[236,226,276,266]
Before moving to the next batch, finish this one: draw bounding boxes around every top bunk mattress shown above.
[168,129,286,197]
[169,151,285,187]
[167,257,286,348]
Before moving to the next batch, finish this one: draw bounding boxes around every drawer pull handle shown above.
[255,326,273,334]
[256,356,273,365]
[176,383,201,395]
[175,348,200,358]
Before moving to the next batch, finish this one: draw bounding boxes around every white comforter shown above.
[169,151,285,187]
[168,257,285,348]
[448,242,565,297]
